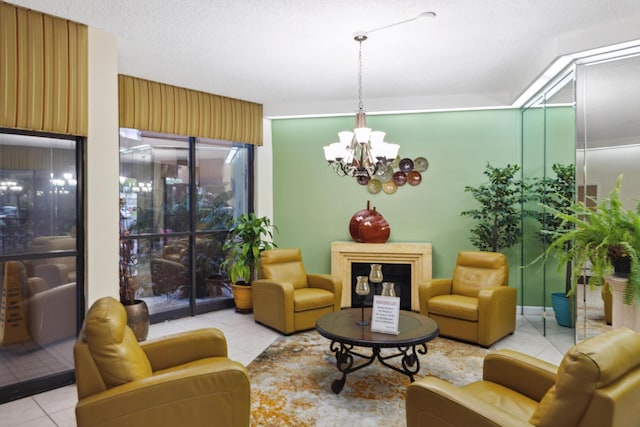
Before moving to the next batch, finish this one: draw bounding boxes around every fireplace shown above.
[331,241,432,311]
[351,262,412,310]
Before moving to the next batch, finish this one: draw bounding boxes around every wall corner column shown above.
[86,27,119,307]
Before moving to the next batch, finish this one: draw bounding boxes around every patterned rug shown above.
[248,330,489,426]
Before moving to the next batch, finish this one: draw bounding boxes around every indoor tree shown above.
[461,163,527,252]
[531,163,576,293]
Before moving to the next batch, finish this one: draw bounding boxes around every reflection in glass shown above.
[0,131,80,401]
[119,131,251,318]
[575,53,640,344]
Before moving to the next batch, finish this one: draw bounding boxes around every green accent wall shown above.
[271,109,525,288]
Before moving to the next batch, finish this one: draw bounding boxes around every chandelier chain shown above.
[358,39,364,111]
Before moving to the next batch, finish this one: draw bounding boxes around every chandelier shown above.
[323,33,400,178]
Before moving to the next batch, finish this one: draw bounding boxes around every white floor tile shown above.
[14,416,57,427]
[32,385,77,414]
[0,397,47,426]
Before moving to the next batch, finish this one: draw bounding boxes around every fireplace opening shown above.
[350,262,411,310]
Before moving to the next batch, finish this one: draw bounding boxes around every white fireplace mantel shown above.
[331,241,432,311]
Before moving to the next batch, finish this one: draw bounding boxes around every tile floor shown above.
[0,309,573,427]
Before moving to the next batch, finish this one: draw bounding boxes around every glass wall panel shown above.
[0,131,80,402]
[575,53,640,342]
[521,74,576,353]
[120,131,251,320]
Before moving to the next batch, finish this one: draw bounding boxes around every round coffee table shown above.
[316,308,439,393]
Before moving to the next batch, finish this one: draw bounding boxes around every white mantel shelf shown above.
[331,241,433,311]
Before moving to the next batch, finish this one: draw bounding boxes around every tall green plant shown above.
[531,163,576,293]
[222,213,277,284]
[461,163,527,252]
[531,163,576,244]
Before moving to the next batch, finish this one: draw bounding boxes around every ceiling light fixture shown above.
[323,11,435,180]
[323,33,399,179]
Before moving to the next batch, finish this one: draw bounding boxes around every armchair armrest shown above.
[141,328,228,372]
[307,273,340,293]
[406,377,534,427]
[477,285,517,346]
[251,279,295,304]
[418,279,452,315]
[482,349,557,401]
[251,279,296,333]
[76,359,250,427]
[307,274,342,309]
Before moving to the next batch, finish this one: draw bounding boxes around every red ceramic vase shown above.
[349,201,391,243]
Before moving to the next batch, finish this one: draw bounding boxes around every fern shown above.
[541,175,640,304]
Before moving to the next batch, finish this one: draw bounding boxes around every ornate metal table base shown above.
[329,341,428,393]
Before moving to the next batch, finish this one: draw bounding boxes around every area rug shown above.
[248,330,489,426]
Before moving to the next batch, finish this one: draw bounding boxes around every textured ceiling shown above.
[5,0,640,117]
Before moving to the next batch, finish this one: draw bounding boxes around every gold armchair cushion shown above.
[452,251,509,297]
[294,287,335,311]
[83,297,152,387]
[260,248,308,289]
[428,294,478,321]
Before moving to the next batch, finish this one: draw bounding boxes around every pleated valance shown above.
[118,75,263,145]
[0,2,88,136]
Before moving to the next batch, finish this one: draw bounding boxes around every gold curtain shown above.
[118,75,263,145]
[0,2,88,136]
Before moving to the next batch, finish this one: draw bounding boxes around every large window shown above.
[0,130,82,403]
[119,129,252,321]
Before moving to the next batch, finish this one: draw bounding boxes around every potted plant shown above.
[543,175,640,307]
[119,230,149,341]
[119,197,149,341]
[222,213,277,312]
[195,232,230,298]
[530,163,575,327]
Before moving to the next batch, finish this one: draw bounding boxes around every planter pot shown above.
[205,277,231,298]
[232,283,253,314]
[551,292,574,328]
[612,256,631,278]
[123,299,150,341]
[607,275,640,332]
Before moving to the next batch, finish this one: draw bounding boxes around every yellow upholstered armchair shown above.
[252,248,342,335]
[74,297,250,427]
[419,251,515,347]
[406,327,640,427]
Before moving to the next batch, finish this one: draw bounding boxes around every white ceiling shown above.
[5,0,640,117]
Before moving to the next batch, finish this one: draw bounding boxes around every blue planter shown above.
[551,292,573,327]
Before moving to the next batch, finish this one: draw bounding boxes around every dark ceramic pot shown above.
[611,255,631,278]
[124,299,149,341]
[349,201,391,244]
